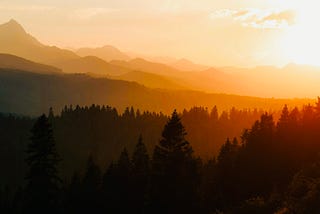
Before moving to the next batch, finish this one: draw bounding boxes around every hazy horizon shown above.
[1,0,319,67]
[4,2,320,213]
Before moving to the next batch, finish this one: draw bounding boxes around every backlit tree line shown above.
[4,101,320,213]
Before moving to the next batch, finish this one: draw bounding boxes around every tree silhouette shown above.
[116,148,132,213]
[102,149,132,213]
[132,135,149,175]
[48,107,54,123]
[216,138,239,208]
[9,104,320,212]
[101,162,117,212]
[80,155,102,213]
[24,114,61,213]
[150,110,198,214]
[65,172,82,213]
[131,135,150,213]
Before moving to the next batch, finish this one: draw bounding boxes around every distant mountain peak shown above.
[76,45,130,61]
[131,57,147,62]
[8,19,20,25]
[1,19,26,34]
[177,58,193,63]
[0,19,79,64]
[102,45,117,49]
[171,58,209,72]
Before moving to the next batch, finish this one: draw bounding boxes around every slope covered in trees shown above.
[0,105,263,189]
[4,102,320,213]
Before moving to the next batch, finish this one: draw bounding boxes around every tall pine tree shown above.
[80,155,102,213]
[132,135,149,176]
[150,110,198,214]
[24,114,61,213]
[102,149,132,213]
[131,135,150,214]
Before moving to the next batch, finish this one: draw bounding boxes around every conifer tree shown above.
[80,155,102,213]
[157,110,193,158]
[24,114,61,213]
[132,135,149,176]
[65,172,81,213]
[131,135,150,213]
[117,148,131,175]
[216,138,239,208]
[101,162,117,212]
[82,156,101,191]
[150,110,198,214]
[113,148,132,213]
[48,107,54,122]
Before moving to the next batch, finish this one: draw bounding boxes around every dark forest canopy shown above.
[3,101,320,213]
[0,105,266,189]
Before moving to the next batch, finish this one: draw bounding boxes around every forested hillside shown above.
[3,102,320,213]
[0,105,263,189]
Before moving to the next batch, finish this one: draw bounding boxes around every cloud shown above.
[260,10,295,25]
[210,8,296,29]
[209,9,237,19]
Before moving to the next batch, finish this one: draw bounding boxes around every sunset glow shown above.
[4,1,320,213]
[281,2,320,66]
[0,0,318,67]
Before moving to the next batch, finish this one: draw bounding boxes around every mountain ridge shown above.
[76,45,130,62]
[0,53,61,74]
[0,67,312,116]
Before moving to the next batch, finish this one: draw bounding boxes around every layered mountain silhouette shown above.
[54,55,130,76]
[76,45,130,62]
[0,19,78,64]
[2,19,320,99]
[109,70,186,90]
[0,19,189,90]
[0,20,133,76]
[110,58,183,76]
[0,53,61,74]
[0,68,310,116]
[170,58,209,71]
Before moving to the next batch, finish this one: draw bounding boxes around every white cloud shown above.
[210,8,295,29]
[210,9,237,19]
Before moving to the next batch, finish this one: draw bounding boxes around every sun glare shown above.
[281,2,320,66]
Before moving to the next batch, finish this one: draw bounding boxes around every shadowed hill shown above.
[0,53,185,90]
[110,58,184,76]
[0,53,61,74]
[54,56,130,76]
[0,68,312,116]
[109,70,186,90]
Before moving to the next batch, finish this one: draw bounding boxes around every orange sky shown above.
[0,0,318,67]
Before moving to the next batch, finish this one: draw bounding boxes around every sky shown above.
[0,0,319,67]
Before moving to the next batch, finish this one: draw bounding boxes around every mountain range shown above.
[0,53,61,74]
[0,19,78,65]
[2,19,320,97]
[76,45,130,62]
[0,19,319,115]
